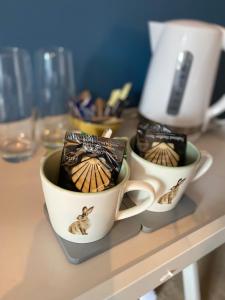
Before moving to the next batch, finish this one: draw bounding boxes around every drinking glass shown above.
[0,48,35,162]
[35,47,75,148]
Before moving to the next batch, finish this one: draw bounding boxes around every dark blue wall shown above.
[1,0,225,105]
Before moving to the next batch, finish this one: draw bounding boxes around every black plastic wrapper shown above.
[136,120,187,167]
[58,132,126,193]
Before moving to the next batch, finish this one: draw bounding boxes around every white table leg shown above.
[139,290,157,300]
[182,262,201,300]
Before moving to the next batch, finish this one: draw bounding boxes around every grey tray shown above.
[44,202,141,264]
[123,194,197,233]
[44,194,196,264]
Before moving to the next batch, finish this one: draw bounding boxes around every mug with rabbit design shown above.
[68,206,94,235]
[40,149,156,243]
[128,137,213,212]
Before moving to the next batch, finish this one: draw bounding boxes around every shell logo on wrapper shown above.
[68,206,94,235]
[145,142,180,167]
[71,156,111,193]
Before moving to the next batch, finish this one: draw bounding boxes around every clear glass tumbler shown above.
[0,48,35,162]
[35,47,75,148]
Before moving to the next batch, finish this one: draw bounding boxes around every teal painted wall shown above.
[0,0,225,105]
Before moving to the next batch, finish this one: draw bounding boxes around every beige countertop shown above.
[1,115,225,300]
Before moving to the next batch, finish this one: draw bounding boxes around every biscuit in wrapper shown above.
[58,132,126,192]
[136,121,187,167]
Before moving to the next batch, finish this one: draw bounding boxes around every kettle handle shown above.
[204,26,225,131]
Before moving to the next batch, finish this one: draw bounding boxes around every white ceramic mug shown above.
[128,137,213,212]
[40,150,156,243]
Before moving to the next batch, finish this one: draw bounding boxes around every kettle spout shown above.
[149,21,164,52]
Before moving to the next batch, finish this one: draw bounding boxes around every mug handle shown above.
[192,150,213,182]
[115,180,156,221]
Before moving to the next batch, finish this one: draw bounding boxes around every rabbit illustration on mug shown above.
[158,178,186,204]
[68,206,94,235]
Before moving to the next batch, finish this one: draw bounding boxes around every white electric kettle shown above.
[139,19,225,136]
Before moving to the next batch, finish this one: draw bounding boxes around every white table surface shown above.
[1,115,225,300]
